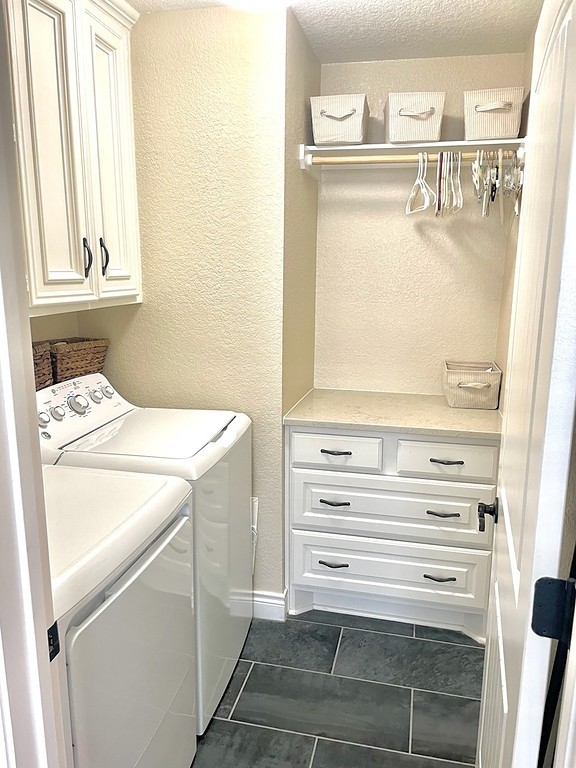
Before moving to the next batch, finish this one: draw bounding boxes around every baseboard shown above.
[253,589,287,622]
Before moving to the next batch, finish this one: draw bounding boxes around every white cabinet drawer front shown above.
[291,469,494,548]
[396,440,498,482]
[292,433,383,472]
[292,531,490,610]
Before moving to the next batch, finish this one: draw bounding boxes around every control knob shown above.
[101,385,114,399]
[49,406,66,421]
[38,411,50,428]
[90,390,104,403]
[67,394,89,415]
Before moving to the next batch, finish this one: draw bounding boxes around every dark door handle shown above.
[82,237,93,278]
[319,499,351,507]
[99,237,110,276]
[318,560,350,569]
[426,510,462,519]
[429,458,465,466]
[478,499,499,532]
[320,449,353,456]
[423,574,457,583]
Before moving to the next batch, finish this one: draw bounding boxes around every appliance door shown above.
[66,516,195,768]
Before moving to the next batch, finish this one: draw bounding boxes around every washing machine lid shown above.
[63,408,236,461]
[43,465,191,619]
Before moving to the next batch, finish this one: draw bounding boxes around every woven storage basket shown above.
[49,337,109,383]
[32,341,53,391]
[388,92,446,143]
[310,94,369,145]
[443,361,502,410]
[464,87,523,140]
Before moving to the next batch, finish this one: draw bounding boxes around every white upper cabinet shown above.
[7,0,141,315]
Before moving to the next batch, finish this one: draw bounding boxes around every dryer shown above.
[37,373,253,734]
[43,464,195,768]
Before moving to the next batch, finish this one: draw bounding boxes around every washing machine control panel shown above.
[36,374,135,462]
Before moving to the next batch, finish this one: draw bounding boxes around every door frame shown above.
[0,5,65,766]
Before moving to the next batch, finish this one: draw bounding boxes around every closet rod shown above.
[311,151,518,167]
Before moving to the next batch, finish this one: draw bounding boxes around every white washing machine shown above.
[37,373,253,734]
[43,464,195,768]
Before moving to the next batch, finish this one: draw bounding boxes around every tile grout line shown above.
[242,659,482,701]
[287,617,483,649]
[330,627,343,675]
[220,716,475,766]
[308,737,318,768]
[408,688,414,754]
[227,661,255,720]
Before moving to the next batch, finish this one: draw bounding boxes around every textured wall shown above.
[321,54,525,143]
[282,11,320,414]
[315,55,524,395]
[78,7,287,594]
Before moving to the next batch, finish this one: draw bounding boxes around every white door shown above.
[477,0,576,766]
[82,0,142,300]
[6,0,99,309]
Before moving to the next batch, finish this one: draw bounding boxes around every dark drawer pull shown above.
[319,560,350,569]
[82,237,93,278]
[426,510,461,519]
[99,237,110,276]
[429,458,465,466]
[321,449,353,456]
[319,498,351,507]
[423,573,458,583]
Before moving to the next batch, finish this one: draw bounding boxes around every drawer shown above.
[292,531,490,610]
[291,433,383,472]
[291,469,495,549]
[396,440,498,482]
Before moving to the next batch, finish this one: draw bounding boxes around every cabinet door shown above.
[82,0,142,300]
[8,0,98,308]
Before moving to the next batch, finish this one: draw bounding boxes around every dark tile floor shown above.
[192,611,484,768]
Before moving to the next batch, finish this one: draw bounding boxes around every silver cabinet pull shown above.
[318,560,350,569]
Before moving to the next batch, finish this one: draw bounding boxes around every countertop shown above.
[284,389,502,440]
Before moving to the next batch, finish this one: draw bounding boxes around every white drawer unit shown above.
[291,432,383,472]
[396,439,498,483]
[291,468,495,548]
[286,423,500,640]
[292,531,491,611]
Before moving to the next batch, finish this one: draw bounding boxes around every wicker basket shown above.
[443,361,502,410]
[310,94,369,145]
[48,337,109,383]
[32,341,53,391]
[463,87,524,140]
[388,92,446,143]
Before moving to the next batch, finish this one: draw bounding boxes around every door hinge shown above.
[47,621,60,661]
[532,577,576,645]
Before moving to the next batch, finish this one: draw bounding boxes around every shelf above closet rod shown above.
[300,138,525,179]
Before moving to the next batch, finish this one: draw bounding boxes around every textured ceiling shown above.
[129,0,543,63]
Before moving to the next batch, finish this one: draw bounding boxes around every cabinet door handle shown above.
[82,237,93,278]
[318,560,350,569]
[99,237,110,276]
[320,449,353,456]
[423,573,457,583]
[429,457,464,466]
[319,499,351,507]
[426,510,461,519]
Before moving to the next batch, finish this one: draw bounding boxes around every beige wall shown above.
[30,313,78,341]
[78,7,287,594]
[315,54,524,395]
[282,11,320,414]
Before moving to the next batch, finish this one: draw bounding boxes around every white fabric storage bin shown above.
[388,92,446,143]
[310,94,368,145]
[464,87,524,140]
[443,361,502,410]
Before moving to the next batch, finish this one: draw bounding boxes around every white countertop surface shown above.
[284,389,502,440]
